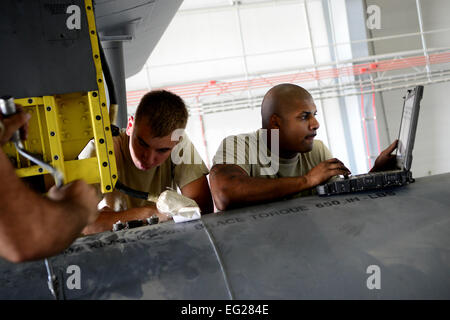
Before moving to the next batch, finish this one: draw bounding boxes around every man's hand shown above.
[370,140,399,173]
[47,180,99,225]
[304,158,351,187]
[0,105,31,145]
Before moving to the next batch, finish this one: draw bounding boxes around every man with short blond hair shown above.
[79,90,213,234]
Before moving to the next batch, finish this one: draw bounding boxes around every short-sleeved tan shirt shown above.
[212,129,333,197]
[79,130,209,211]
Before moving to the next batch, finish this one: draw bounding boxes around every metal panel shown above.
[1,173,449,299]
[0,0,97,98]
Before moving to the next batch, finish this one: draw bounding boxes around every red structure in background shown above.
[127,52,450,105]
[126,52,450,169]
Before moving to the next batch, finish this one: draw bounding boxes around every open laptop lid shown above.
[396,85,423,171]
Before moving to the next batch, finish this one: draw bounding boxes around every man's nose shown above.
[146,150,159,166]
[309,116,320,131]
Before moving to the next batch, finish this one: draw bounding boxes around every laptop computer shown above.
[316,85,423,196]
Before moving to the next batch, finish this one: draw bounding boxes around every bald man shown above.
[209,83,398,210]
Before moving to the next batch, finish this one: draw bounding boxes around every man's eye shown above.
[157,149,171,153]
[138,140,147,147]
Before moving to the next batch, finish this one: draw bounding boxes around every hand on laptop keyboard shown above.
[305,158,351,187]
[370,139,399,173]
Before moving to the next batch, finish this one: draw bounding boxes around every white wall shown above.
[126,0,450,176]
[367,0,450,177]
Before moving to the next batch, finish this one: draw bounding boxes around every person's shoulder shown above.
[115,128,128,145]
[303,139,327,158]
[308,139,333,161]
[313,139,326,151]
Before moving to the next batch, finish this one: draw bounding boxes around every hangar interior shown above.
[1,0,450,301]
[124,0,450,177]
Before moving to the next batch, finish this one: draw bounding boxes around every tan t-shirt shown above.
[79,130,209,211]
[212,129,333,197]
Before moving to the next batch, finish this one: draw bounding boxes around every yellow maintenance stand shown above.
[1,0,117,193]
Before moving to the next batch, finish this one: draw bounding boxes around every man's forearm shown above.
[0,151,89,261]
[0,190,89,262]
[82,205,163,235]
[211,166,311,210]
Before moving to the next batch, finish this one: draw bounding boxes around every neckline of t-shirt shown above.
[255,129,300,165]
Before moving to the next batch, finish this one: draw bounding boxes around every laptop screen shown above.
[396,86,423,170]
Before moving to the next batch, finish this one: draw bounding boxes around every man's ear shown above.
[270,114,281,129]
[126,116,134,136]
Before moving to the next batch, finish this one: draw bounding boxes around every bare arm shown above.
[0,109,98,263]
[81,204,169,235]
[83,176,214,235]
[210,159,350,211]
[370,140,399,172]
[0,151,98,262]
[181,176,214,214]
